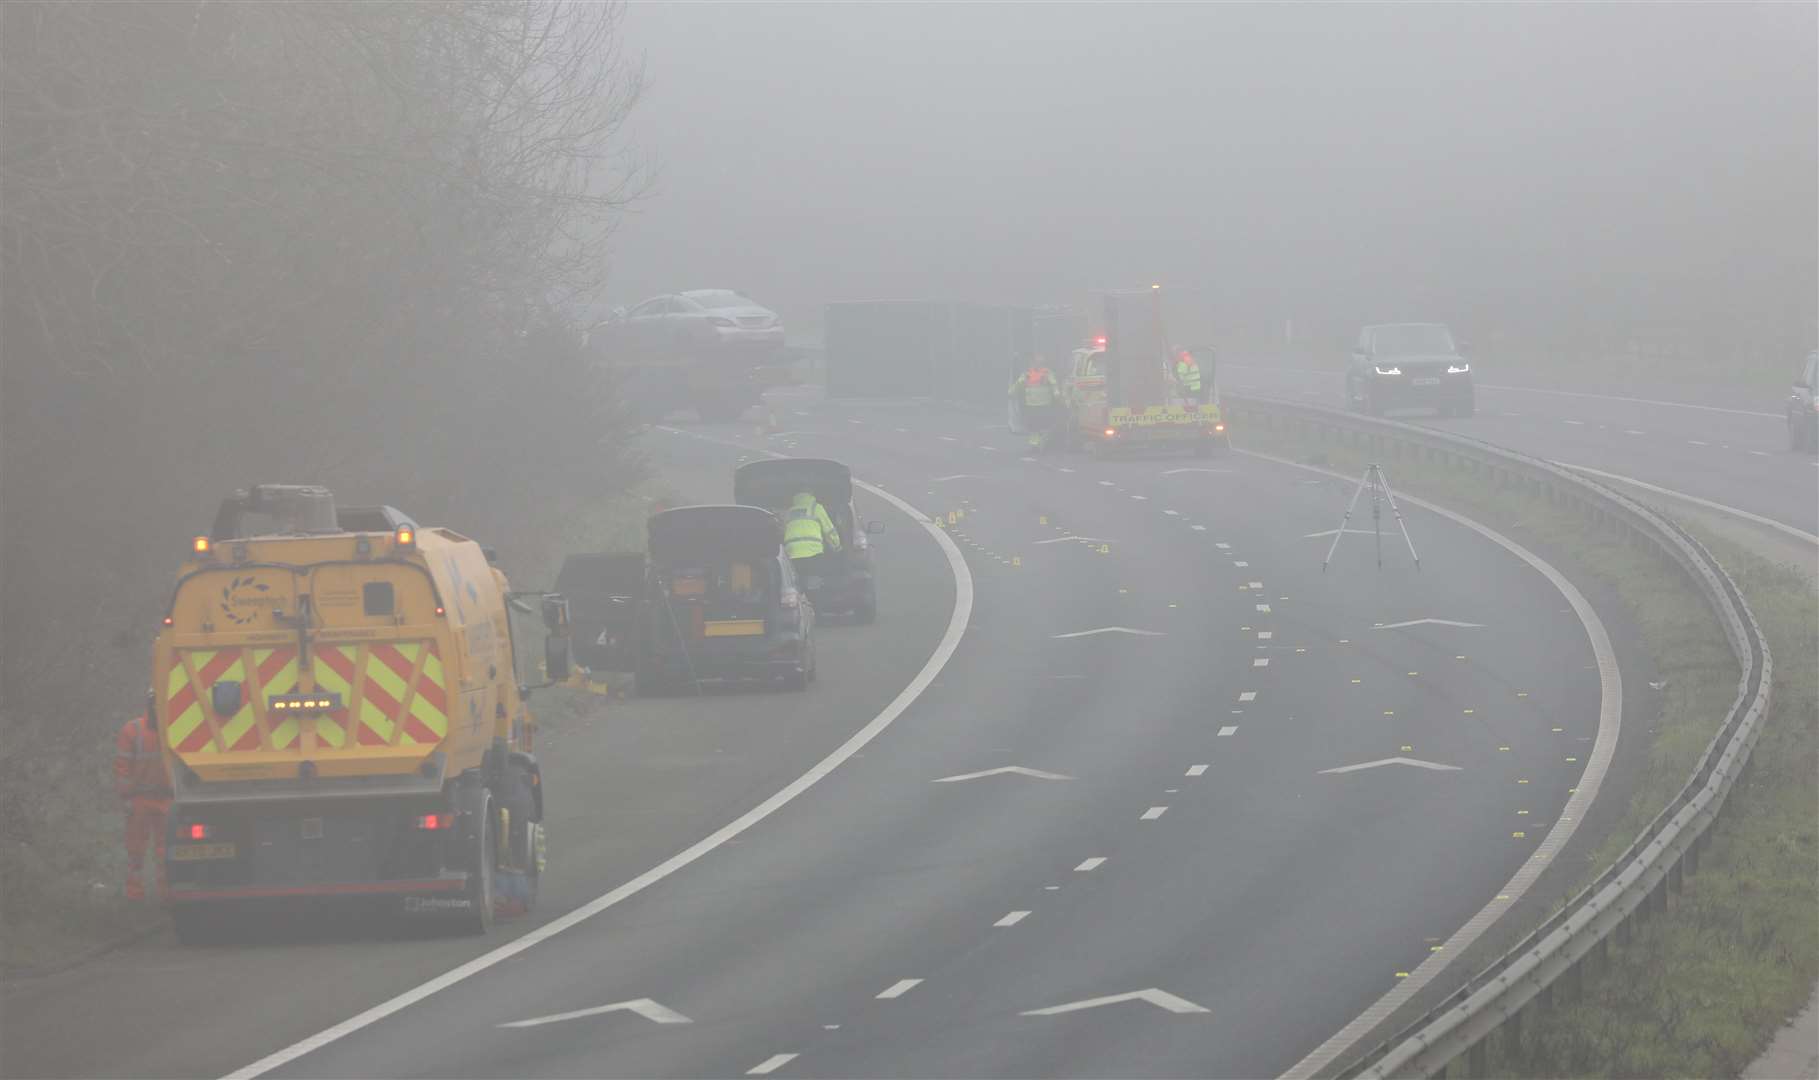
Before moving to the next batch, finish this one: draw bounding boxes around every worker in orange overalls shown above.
[114,713,172,901]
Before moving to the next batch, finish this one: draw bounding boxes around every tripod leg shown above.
[1378,473,1422,570]
[1323,473,1370,572]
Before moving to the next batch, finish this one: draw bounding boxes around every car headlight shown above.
[1447,363,1471,374]
[1373,365,1402,376]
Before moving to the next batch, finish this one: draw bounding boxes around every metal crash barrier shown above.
[1221,393,1772,1080]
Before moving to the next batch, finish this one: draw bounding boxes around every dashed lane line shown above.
[1217,726,1238,737]
[226,431,977,1080]
[1186,765,1209,776]
[1074,857,1107,872]
[1238,447,1622,1080]
[1140,806,1168,821]
[876,979,923,1000]
[747,1053,799,1076]
[995,910,1032,927]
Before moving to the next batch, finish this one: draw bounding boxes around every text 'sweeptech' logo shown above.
[219,575,274,626]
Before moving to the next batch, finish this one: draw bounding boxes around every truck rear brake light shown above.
[1104,427,1118,438]
[187,823,212,840]
[415,813,454,831]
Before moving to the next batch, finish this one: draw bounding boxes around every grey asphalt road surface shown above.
[244,397,1606,1080]
[0,443,955,1080]
[1221,362,1819,540]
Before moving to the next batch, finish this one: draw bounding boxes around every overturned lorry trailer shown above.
[825,300,1057,407]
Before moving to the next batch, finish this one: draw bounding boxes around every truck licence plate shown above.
[169,842,237,861]
[1413,376,1441,386]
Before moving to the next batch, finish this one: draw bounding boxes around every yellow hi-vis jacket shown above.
[1175,356,1202,392]
[1011,368,1058,407]
[784,493,839,559]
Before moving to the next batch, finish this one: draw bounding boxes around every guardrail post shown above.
[1667,860,1684,897]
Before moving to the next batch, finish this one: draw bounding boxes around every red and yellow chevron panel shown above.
[163,641,444,755]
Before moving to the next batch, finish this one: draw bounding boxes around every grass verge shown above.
[1239,422,1817,1077]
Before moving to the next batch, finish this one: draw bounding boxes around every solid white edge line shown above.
[1220,363,1783,418]
[1233,448,1622,1080]
[1557,462,1818,547]
[222,455,975,1080]
[1477,382,1783,418]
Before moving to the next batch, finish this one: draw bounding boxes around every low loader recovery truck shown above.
[1060,287,1226,456]
[150,485,571,941]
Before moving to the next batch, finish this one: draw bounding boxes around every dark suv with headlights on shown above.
[1346,323,1475,418]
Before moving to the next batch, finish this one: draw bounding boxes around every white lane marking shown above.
[1218,726,1238,736]
[1563,419,1585,426]
[977,445,999,452]
[765,431,812,439]
[1098,480,1116,486]
[931,474,980,482]
[1130,494,1149,501]
[1162,467,1233,475]
[499,998,692,1028]
[1303,527,1375,538]
[747,1053,799,1076]
[1021,988,1211,1016]
[1622,429,1645,436]
[847,418,865,425]
[1074,857,1107,872]
[1318,757,1462,774]
[1248,580,1264,589]
[1021,456,1038,462]
[1255,603,1272,613]
[1140,806,1168,820]
[1252,658,1270,667]
[1238,691,1257,702]
[1233,560,1249,566]
[1688,439,1710,446]
[894,427,908,433]
[1477,382,1782,418]
[1748,450,1771,457]
[224,447,977,1080]
[1164,509,1180,516]
[1257,631,1273,639]
[938,435,958,442]
[1057,467,1076,473]
[1558,463,1818,546]
[1032,535,1115,545]
[1371,618,1486,630]
[1186,764,1209,777]
[1051,626,1166,638]
[1216,542,1231,549]
[1191,524,1207,531]
[932,766,1073,783]
[1240,448,1620,1080]
[995,910,1032,927]
[876,979,923,1000]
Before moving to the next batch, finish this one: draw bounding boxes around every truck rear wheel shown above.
[455,795,495,936]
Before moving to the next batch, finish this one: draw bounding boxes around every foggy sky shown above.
[607,2,1816,352]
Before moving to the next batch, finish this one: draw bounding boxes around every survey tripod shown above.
[1322,463,1421,572]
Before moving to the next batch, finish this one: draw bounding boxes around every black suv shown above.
[1346,323,1475,418]
[1788,350,1818,453]
[633,505,815,694]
